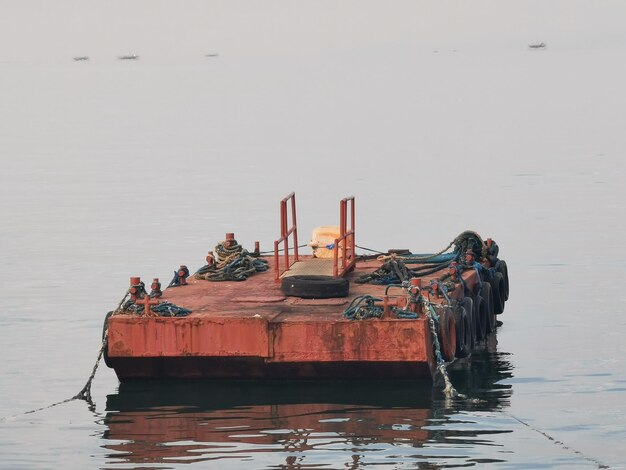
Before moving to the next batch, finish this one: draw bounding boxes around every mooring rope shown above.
[73,333,107,405]
[503,412,610,469]
[424,301,460,400]
[0,291,130,422]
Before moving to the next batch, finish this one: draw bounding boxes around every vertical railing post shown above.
[274,192,299,281]
[274,240,280,281]
[350,197,355,268]
[291,196,299,262]
[332,196,356,277]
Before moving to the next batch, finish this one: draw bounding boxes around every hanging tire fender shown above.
[454,304,472,358]
[461,296,475,348]
[438,307,457,362]
[495,259,509,301]
[490,272,506,315]
[480,281,496,334]
[473,295,487,341]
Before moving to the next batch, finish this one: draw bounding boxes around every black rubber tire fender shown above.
[438,307,457,362]
[454,305,472,358]
[281,275,349,299]
[490,272,506,315]
[480,281,496,334]
[495,259,509,301]
[461,296,475,349]
[473,295,487,341]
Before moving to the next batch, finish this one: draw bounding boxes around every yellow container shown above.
[310,226,340,259]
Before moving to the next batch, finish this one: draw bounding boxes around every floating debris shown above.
[73,56,89,61]
[118,54,139,60]
[528,42,547,49]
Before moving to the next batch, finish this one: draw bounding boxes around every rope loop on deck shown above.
[343,295,384,320]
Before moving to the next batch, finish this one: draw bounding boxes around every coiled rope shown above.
[195,240,269,282]
[121,299,192,317]
[355,255,453,285]
[343,295,384,320]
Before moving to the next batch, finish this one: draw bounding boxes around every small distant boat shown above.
[73,56,89,61]
[118,54,139,60]
[205,53,219,58]
[528,43,547,49]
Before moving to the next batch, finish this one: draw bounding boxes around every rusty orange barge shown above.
[104,193,509,381]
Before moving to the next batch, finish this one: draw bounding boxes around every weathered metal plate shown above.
[269,318,429,363]
[107,315,272,358]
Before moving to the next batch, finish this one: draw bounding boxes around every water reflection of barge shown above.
[104,193,510,380]
[102,343,513,467]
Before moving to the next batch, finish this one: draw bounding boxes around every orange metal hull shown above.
[105,256,480,381]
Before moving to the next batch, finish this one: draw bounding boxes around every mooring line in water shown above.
[424,301,464,402]
[504,412,610,469]
[0,293,127,422]
[73,331,107,405]
[0,335,107,422]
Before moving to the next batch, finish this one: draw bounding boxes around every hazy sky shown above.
[1,1,625,63]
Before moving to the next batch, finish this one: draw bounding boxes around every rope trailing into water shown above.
[342,290,456,399]
[424,301,460,400]
[503,412,610,469]
[195,239,269,282]
[0,291,130,421]
[73,333,107,407]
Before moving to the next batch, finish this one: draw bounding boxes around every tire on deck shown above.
[281,275,350,299]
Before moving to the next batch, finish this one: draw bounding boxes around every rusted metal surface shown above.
[108,315,273,358]
[269,317,429,362]
[106,255,481,380]
[134,295,159,317]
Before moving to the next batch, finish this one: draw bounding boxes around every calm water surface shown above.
[1,2,626,468]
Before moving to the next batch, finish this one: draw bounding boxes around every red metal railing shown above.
[274,192,299,281]
[333,196,356,277]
